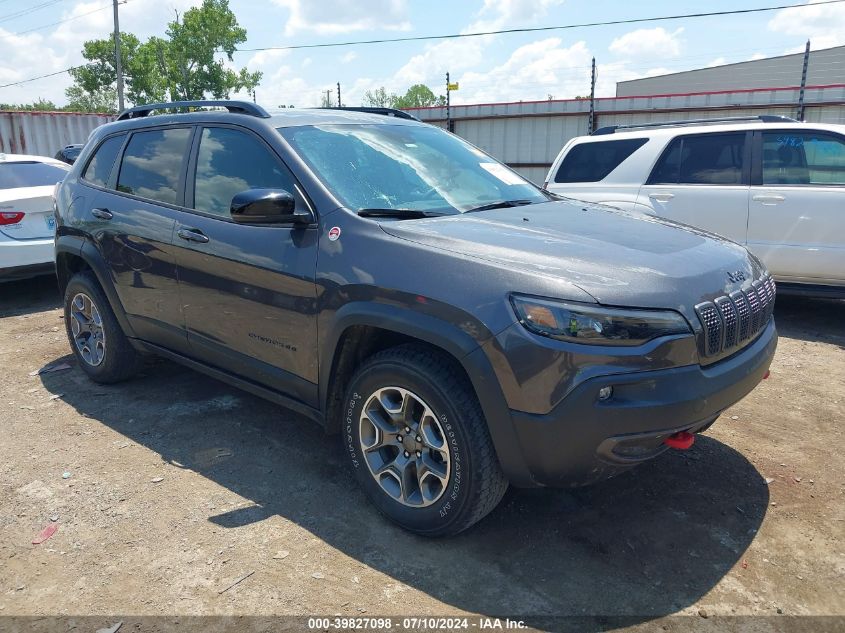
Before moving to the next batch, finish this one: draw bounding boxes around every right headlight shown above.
[510,295,691,346]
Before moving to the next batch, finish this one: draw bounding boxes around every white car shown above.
[0,153,70,281]
[545,116,845,296]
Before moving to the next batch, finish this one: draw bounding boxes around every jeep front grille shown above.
[695,276,775,358]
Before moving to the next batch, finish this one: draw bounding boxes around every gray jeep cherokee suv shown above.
[54,100,777,535]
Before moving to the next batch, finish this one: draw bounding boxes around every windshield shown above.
[0,161,69,190]
[279,124,548,214]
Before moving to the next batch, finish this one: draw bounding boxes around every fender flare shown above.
[55,236,137,340]
[320,302,534,486]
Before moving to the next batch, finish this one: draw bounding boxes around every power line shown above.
[3,0,843,91]
[234,0,845,52]
[0,0,65,25]
[0,64,87,89]
[0,1,125,40]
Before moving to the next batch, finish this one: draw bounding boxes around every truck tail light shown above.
[0,211,25,225]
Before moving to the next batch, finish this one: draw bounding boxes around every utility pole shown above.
[588,57,596,134]
[337,82,342,108]
[113,0,125,112]
[797,39,810,121]
[446,72,451,132]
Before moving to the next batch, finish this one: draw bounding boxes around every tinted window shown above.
[82,135,125,187]
[193,127,297,217]
[0,161,69,190]
[648,133,746,185]
[554,138,647,183]
[116,128,191,205]
[763,131,845,185]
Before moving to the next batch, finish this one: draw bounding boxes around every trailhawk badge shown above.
[328,226,341,241]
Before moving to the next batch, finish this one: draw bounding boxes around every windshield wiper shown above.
[463,199,536,213]
[357,208,449,219]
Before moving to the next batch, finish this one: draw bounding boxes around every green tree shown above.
[64,85,118,113]
[391,84,446,108]
[362,86,393,108]
[67,0,261,107]
[0,98,58,111]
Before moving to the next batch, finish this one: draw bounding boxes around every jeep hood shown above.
[378,200,764,311]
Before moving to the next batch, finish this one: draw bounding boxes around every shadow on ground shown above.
[0,274,60,317]
[773,295,845,349]
[41,356,768,625]
[20,280,845,625]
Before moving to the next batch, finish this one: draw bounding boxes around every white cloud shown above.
[273,0,411,36]
[246,48,289,70]
[454,38,591,103]
[706,57,727,68]
[768,0,845,49]
[0,0,201,105]
[388,0,565,98]
[473,0,565,31]
[609,27,684,60]
[340,51,357,64]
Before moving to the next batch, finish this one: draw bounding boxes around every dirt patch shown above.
[0,276,842,629]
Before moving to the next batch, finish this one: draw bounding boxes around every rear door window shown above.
[554,138,647,183]
[0,161,69,189]
[648,133,746,185]
[116,128,192,205]
[762,131,845,185]
[82,134,126,187]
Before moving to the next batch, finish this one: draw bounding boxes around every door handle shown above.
[91,208,113,220]
[177,228,210,244]
[648,192,675,202]
[752,194,786,204]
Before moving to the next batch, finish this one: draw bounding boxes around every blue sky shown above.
[1,0,843,107]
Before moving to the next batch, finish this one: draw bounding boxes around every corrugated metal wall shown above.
[412,85,845,183]
[616,45,845,97]
[0,111,114,157]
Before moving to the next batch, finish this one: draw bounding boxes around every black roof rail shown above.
[591,114,798,135]
[117,100,270,121]
[318,106,421,121]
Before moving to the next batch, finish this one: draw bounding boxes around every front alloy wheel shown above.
[343,344,508,536]
[359,386,450,507]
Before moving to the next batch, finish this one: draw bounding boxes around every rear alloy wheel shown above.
[69,292,106,367]
[63,271,143,384]
[343,344,508,536]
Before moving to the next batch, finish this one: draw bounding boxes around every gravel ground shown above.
[0,276,842,632]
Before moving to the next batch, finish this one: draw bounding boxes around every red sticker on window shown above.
[328,226,341,241]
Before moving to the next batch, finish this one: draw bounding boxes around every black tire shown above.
[342,344,507,536]
[63,271,143,384]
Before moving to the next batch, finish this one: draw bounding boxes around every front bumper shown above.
[505,319,777,487]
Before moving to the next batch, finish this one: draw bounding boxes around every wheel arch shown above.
[320,303,533,486]
[56,237,137,340]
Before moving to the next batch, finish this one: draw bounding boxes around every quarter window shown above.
[116,128,192,205]
[762,131,845,185]
[193,127,297,217]
[554,138,647,183]
[82,135,125,187]
[648,133,746,185]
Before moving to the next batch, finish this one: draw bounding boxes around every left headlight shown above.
[510,295,691,346]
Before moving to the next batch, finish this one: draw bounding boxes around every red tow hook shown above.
[664,431,695,450]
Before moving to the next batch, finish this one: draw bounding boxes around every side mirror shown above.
[230,188,313,225]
